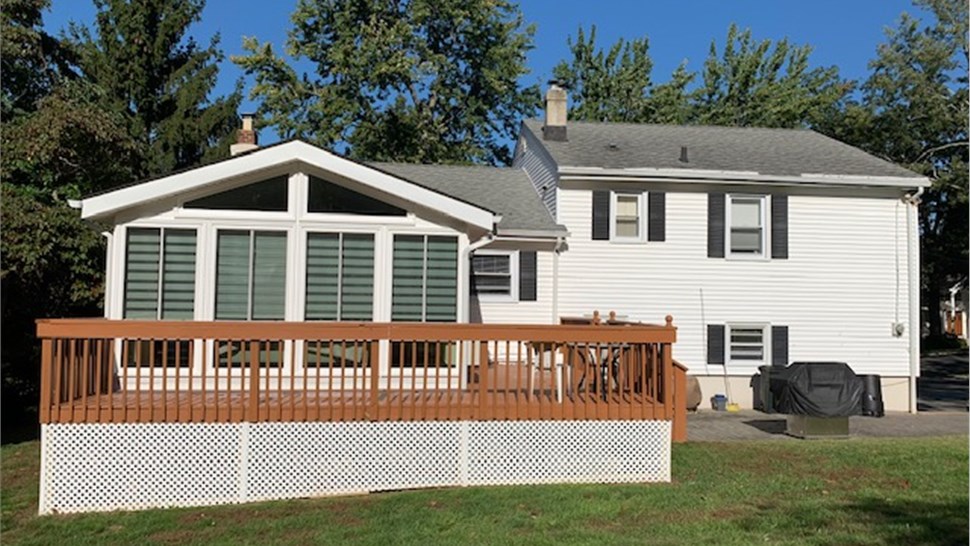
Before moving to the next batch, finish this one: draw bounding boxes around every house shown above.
[36,85,926,514]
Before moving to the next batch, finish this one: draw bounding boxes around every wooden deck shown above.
[36,319,688,441]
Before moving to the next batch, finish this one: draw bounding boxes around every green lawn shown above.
[2,436,967,546]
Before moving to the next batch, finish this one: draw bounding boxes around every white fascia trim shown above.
[494,228,570,239]
[557,166,931,189]
[80,141,498,230]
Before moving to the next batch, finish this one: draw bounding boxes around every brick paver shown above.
[687,409,968,442]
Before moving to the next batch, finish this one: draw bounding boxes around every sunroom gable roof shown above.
[77,140,498,231]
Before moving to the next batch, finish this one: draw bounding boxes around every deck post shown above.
[248,341,260,422]
[672,363,688,443]
[39,338,53,424]
[369,340,380,420]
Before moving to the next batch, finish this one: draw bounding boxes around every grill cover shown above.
[770,362,863,417]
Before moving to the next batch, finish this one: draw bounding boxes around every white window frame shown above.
[610,191,645,242]
[726,323,769,365]
[726,193,769,259]
[470,250,518,302]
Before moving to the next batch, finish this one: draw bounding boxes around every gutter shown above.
[903,187,924,414]
[558,167,931,189]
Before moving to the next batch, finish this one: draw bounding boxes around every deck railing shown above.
[37,318,684,440]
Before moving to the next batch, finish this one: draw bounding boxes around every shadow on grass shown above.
[843,497,969,546]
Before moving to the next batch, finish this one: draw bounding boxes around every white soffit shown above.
[80,141,498,230]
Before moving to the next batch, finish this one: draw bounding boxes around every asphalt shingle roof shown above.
[368,162,562,234]
[523,119,923,179]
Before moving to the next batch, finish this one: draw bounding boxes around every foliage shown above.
[3,437,968,544]
[552,26,652,123]
[692,24,852,128]
[0,0,72,120]
[234,0,540,165]
[69,0,242,177]
[1,80,141,199]
[0,185,105,434]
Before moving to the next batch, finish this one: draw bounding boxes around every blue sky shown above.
[45,0,927,145]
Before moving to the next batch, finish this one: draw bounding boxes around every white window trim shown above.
[609,191,646,243]
[726,193,769,260]
[726,323,770,365]
[471,250,518,303]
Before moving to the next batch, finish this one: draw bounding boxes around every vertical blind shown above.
[215,230,287,320]
[124,228,196,319]
[392,235,457,322]
[305,232,375,321]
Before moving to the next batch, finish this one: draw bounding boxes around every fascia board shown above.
[81,141,497,230]
[558,166,930,189]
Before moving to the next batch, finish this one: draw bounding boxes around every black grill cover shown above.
[771,362,863,417]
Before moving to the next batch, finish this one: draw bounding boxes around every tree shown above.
[0,0,72,120]
[234,0,539,165]
[693,24,851,128]
[552,26,654,123]
[69,0,242,177]
[828,0,968,336]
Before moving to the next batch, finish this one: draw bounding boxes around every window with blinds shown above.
[305,232,375,321]
[123,228,197,319]
[391,235,458,322]
[215,230,287,320]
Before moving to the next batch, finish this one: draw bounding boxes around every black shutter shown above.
[707,324,725,365]
[519,251,537,302]
[592,190,610,240]
[648,192,666,241]
[708,193,725,258]
[771,194,788,259]
[771,325,789,366]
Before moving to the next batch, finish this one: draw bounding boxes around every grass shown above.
[2,436,967,546]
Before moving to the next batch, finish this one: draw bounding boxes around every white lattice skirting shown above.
[39,420,671,514]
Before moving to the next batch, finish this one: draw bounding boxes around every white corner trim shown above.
[80,141,497,230]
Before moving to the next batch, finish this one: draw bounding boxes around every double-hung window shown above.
[728,194,767,257]
[728,325,766,363]
[612,192,643,241]
[471,251,517,299]
[123,227,197,319]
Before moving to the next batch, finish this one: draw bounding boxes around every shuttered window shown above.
[729,195,765,255]
[728,325,766,362]
[471,252,514,297]
[215,230,287,320]
[305,232,375,321]
[124,228,197,319]
[613,194,641,239]
[392,235,458,322]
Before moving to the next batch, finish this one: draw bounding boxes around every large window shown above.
[729,194,766,256]
[184,177,288,211]
[728,325,766,362]
[307,175,406,216]
[612,192,643,241]
[215,230,287,320]
[391,235,458,322]
[471,251,516,298]
[124,227,197,319]
[305,232,375,321]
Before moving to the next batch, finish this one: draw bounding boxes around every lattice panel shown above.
[246,422,463,501]
[467,420,671,486]
[41,423,240,514]
[40,420,672,514]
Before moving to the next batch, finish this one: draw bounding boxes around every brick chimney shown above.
[542,81,567,142]
[230,113,259,156]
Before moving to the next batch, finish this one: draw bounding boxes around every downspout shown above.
[551,236,565,324]
[101,231,113,318]
[903,187,923,414]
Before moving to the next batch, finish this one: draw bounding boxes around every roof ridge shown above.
[523,118,813,133]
